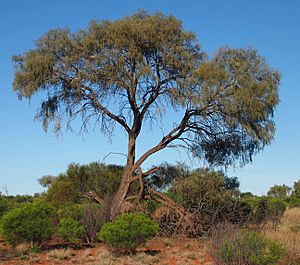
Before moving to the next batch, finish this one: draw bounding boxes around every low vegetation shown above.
[0,201,53,247]
[211,225,284,265]
[0,162,299,264]
[57,217,85,243]
[98,213,159,254]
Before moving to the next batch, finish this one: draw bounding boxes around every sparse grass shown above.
[47,248,72,261]
[163,238,174,247]
[76,248,93,262]
[185,242,193,249]
[186,252,197,259]
[263,207,300,265]
[132,252,156,264]
[93,250,116,265]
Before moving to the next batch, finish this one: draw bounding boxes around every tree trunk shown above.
[110,133,136,219]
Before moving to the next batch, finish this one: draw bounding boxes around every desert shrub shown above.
[0,198,10,218]
[98,213,159,254]
[263,208,300,265]
[211,224,284,265]
[65,162,123,199]
[46,176,79,206]
[81,203,107,244]
[56,203,84,221]
[57,217,84,243]
[56,203,107,244]
[287,196,300,207]
[0,201,54,246]
[169,170,251,231]
[245,197,287,227]
[44,163,123,208]
[0,195,35,219]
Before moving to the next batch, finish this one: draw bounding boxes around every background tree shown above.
[38,175,56,188]
[267,184,292,199]
[292,179,300,198]
[12,11,280,218]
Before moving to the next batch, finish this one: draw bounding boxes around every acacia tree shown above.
[13,11,280,218]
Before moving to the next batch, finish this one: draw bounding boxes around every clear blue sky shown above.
[1,0,299,195]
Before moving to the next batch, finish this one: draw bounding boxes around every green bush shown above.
[243,196,287,226]
[56,203,84,221]
[98,213,159,254]
[0,201,54,246]
[0,198,10,218]
[287,196,300,207]
[217,230,284,265]
[57,217,84,243]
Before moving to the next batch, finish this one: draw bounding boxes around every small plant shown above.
[216,230,284,265]
[185,242,193,249]
[98,213,159,254]
[57,217,85,243]
[0,201,53,247]
[186,252,197,259]
[163,238,174,247]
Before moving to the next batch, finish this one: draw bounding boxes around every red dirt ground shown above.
[0,237,216,265]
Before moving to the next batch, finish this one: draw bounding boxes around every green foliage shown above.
[0,197,10,218]
[217,230,284,265]
[38,175,56,188]
[243,197,287,226]
[146,162,189,191]
[57,217,84,243]
[13,11,280,168]
[293,179,300,198]
[45,162,122,206]
[267,184,291,198]
[142,199,161,214]
[98,213,159,253]
[287,196,300,207]
[170,169,249,224]
[56,203,84,221]
[55,202,107,244]
[46,176,79,206]
[65,162,123,198]
[0,194,37,219]
[171,169,234,208]
[0,202,54,246]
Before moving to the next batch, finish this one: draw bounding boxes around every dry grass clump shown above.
[93,250,116,265]
[91,250,157,265]
[15,242,31,255]
[132,252,157,265]
[47,248,72,261]
[263,207,300,264]
[77,248,93,261]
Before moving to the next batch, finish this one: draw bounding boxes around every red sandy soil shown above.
[0,237,216,265]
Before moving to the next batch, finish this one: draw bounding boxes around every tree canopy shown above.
[267,184,291,199]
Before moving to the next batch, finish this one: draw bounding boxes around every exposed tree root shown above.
[122,166,204,237]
